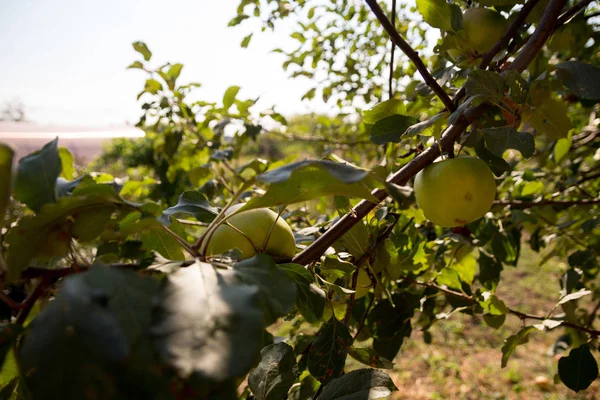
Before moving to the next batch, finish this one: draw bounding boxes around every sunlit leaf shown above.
[416,0,454,31]
[133,41,152,61]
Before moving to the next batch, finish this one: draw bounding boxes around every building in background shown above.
[0,121,144,163]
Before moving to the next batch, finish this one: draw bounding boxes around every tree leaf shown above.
[475,138,511,177]
[501,326,534,368]
[558,289,592,305]
[5,195,121,280]
[404,112,448,137]
[557,61,600,100]
[140,226,185,261]
[144,79,162,94]
[223,86,241,110]
[127,61,144,69]
[362,99,406,124]
[133,41,152,61]
[308,317,352,383]
[317,368,398,400]
[416,0,453,31]
[234,254,297,326]
[243,160,380,208]
[369,114,419,144]
[248,342,298,400]
[464,70,506,104]
[554,137,571,163]
[280,263,326,324]
[482,127,535,158]
[19,269,131,399]
[0,144,13,225]
[166,63,183,82]
[159,191,218,225]
[0,323,22,368]
[58,147,75,180]
[152,261,264,382]
[347,346,394,369]
[13,138,61,212]
[241,33,253,48]
[558,344,599,392]
[524,98,572,140]
[370,294,419,361]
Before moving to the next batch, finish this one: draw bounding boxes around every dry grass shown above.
[386,246,599,400]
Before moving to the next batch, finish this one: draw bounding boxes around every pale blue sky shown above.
[0,0,326,126]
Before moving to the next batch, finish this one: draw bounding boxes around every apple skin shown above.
[463,8,509,54]
[414,156,496,228]
[206,204,296,260]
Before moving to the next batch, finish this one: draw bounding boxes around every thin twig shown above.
[407,278,600,336]
[365,0,456,112]
[493,198,600,208]
[353,295,375,341]
[556,0,595,26]
[388,0,397,99]
[15,275,53,325]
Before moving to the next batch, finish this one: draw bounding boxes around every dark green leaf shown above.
[416,0,454,31]
[369,115,419,145]
[558,344,599,392]
[159,191,218,225]
[243,160,380,208]
[223,86,241,110]
[308,317,352,383]
[347,346,394,369]
[280,263,326,324]
[317,368,398,400]
[132,41,152,61]
[475,138,511,177]
[13,138,61,211]
[370,294,418,360]
[557,61,600,100]
[0,144,13,225]
[152,261,264,382]
[404,112,448,138]
[248,343,298,400]
[234,254,297,325]
[501,326,534,367]
[483,314,506,329]
[482,127,535,158]
[464,70,506,103]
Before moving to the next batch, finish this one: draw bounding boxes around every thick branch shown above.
[292,104,487,265]
[479,0,542,69]
[364,0,456,112]
[494,198,600,208]
[509,0,568,72]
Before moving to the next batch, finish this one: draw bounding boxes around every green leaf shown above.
[248,343,298,400]
[280,263,326,324]
[475,138,511,177]
[166,63,183,82]
[482,127,535,158]
[557,61,600,100]
[58,147,75,180]
[554,137,571,163]
[362,99,406,124]
[223,85,241,110]
[464,70,506,104]
[479,291,509,315]
[347,347,394,369]
[370,294,418,361]
[132,41,152,61]
[159,191,217,225]
[501,326,534,368]
[241,33,253,48]
[308,317,352,383]
[13,138,61,212]
[558,344,599,392]
[140,226,185,261]
[152,261,264,382]
[127,61,144,69]
[0,323,22,368]
[0,144,13,225]
[404,112,448,137]
[525,98,572,140]
[558,289,592,305]
[243,160,380,209]
[234,254,297,326]
[144,79,162,94]
[416,0,453,31]
[504,70,529,104]
[5,195,120,280]
[369,114,419,145]
[337,222,370,259]
[478,253,503,291]
[520,181,544,197]
[483,314,506,329]
[321,257,354,280]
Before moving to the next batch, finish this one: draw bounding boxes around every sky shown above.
[0,0,327,127]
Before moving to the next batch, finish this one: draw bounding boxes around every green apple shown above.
[206,204,296,260]
[414,156,496,227]
[463,8,509,54]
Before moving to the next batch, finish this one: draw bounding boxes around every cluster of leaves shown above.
[1,0,600,398]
